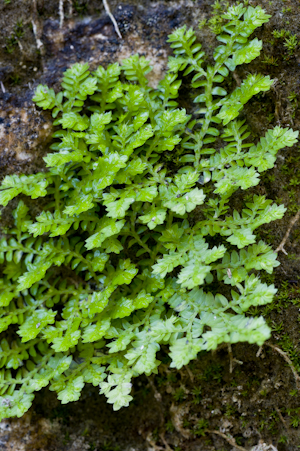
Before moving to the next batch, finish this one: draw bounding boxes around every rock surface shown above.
[1,0,300,450]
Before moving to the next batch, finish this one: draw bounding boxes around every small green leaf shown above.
[82,318,111,342]
[18,309,56,342]
[85,219,125,250]
[17,261,53,291]
[57,376,85,403]
[227,228,256,249]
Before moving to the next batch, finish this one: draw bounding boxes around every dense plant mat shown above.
[0,3,297,421]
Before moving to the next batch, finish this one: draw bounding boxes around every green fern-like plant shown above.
[0,4,298,418]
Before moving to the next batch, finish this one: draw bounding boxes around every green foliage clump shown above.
[0,4,298,418]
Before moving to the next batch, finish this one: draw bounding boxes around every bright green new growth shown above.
[0,4,297,418]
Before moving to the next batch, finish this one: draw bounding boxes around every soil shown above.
[1,0,300,450]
